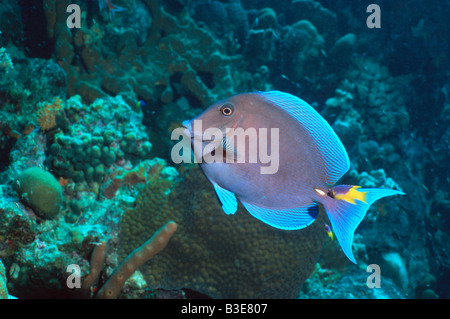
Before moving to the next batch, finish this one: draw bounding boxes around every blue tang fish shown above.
[182,91,404,263]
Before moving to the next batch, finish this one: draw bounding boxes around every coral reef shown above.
[300,268,406,299]
[0,46,13,73]
[0,88,178,297]
[36,97,63,131]
[43,95,153,185]
[379,252,409,291]
[102,158,178,199]
[323,57,412,148]
[0,0,447,300]
[0,258,15,299]
[119,165,327,298]
[0,258,7,298]
[66,221,178,299]
[327,33,356,70]
[81,241,106,291]
[43,0,253,109]
[280,20,325,86]
[98,221,177,299]
[287,0,338,44]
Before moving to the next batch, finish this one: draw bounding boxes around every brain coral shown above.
[119,165,327,298]
[13,167,63,219]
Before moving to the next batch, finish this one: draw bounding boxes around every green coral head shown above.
[13,167,63,219]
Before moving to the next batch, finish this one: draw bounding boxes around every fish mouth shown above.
[181,120,192,139]
[181,120,217,142]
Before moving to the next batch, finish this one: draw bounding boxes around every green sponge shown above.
[13,167,63,219]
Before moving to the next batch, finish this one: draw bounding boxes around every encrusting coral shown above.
[36,96,63,131]
[119,165,327,298]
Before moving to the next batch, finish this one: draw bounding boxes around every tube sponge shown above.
[13,167,63,219]
[97,221,178,299]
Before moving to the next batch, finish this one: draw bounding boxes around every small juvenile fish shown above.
[137,100,146,108]
[182,91,404,264]
[324,223,334,241]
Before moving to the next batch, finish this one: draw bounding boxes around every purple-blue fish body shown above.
[182,91,404,263]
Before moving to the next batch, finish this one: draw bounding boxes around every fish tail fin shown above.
[323,185,404,264]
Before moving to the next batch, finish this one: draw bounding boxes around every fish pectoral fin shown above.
[241,201,319,230]
[212,182,237,215]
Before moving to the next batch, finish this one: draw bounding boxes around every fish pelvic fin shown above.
[212,182,237,215]
[323,185,405,264]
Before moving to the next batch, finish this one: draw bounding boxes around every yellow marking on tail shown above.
[327,231,334,241]
[334,186,368,205]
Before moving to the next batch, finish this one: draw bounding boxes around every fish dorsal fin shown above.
[241,201,319,230]
[212,182,237,215]
[259,91,350,185]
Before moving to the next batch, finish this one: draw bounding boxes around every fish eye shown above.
[220,104,234,116]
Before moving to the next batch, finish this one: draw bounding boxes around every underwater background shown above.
[0,0,448,299]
